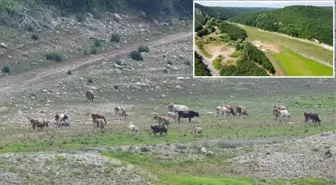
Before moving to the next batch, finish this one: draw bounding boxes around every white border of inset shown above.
[193,0,335,78]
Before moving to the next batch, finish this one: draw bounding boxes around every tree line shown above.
[195,52,211,76]
[230,5,333,45]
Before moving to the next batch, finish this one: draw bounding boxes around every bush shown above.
[138,45,149,52]
[212,56,223,70]
[67,70,72,75]
[31,34,39,40]
[184,61,191,66]
[111,33,121,43]
[83,49,88,55]
[87,78,93,83]
[90,47,97,54]
[45,53,62,62]
[167,61,173,65]
[76,13,86,22]
[1,65,10,73]
[54,54,62,62]
[94,39,102,47]
[130,51,143,61]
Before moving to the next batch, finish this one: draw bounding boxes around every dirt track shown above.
[0,32,192,101]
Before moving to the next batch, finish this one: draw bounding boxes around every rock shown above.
[112,63,123,69]
[113,13,122,21]
[176,85,182,89]
[177,77,185,80]
[0,43,8,49]
[161,94,166,98]
[200,147,207,153]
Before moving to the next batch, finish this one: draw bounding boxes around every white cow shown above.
[216,106,230,120]
[277,110,291,123]
[168,103,189,112]
[128,122,139,135]
[167,111,177,121]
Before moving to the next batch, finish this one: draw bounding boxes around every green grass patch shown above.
[212,55,224,70]
[274,48,333,76]
[230,50,242,58]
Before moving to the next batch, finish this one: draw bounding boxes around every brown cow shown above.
[93,118,105,132]
[236,106,248,116]
[30,118,50,130]
[91,113,107,124]
[222,104,236,115]
[304,112,321,123]
[86,90,95,103]
[153,114,170,126]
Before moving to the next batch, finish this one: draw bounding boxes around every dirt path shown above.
[194,45,219,76]
[0,32,192,100]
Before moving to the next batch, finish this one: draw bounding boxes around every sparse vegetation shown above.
[1,65,10,73]
[94,39,102,47]
[90,47,98,54]
[111,33,121,43]
[212,55,223,70]
[195,52,211,76]
[45,53,62,62]
[130,50,143,61]
[138,45,149,52]
[31,34,39,40]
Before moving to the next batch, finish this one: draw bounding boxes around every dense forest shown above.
[244,42,275,74]
[218,22,247,41]
[195,3,274,20]
[194,52,211,76]
[230,5,333,45]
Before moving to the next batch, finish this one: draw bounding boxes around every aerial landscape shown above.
[0,0,335,184]
[194,1,334,77]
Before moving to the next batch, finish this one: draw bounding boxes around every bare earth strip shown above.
[0,32,193,100]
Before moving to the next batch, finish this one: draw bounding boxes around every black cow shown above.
[176,110,199,123]
[149,124,168,136]
[304,112,321,123]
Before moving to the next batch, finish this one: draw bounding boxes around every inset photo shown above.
[194,1,334,77]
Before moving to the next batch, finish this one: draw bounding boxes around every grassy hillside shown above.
[230,5,333,45]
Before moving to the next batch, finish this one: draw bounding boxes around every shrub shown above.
[45,53,62,62]
[90,47,97,54]
[115,60,122,65]
[83,49,88,55]
[138,45,149,53]
[184,61,191,66]
[67,70,72,75]
[212,56,223,70]
[54,54,62,62]
[76,13,86,22]
[87,78,93,83]
[167,61,173,65]
[111,33,121,43]
[130,51,143,61]
[94,39,102,47]
[31,34,39,40]
[1,65,10,73]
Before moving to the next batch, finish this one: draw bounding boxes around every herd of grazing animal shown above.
[27,90,322,137]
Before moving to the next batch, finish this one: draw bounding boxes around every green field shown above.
[234,24,333,76]
[274,47,333,76]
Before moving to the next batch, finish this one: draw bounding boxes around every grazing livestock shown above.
[30,118,49,130]
[168,103,189,112]
[193,126,203,136]
[176,110,199,123]
[216,106,230,119]
[273,105,287,118]
[153,114,170,126]
[149,124,168,136]
[167,111,177,121]
[304,112,321,123]
[114,107,127,119]
[54,113,69,127]
[91,113,107,124]
[277,110,291,123]
[93,118,105,132]
[86,90,95,103]
[222,104,236,115]
[236,106,248,116]
[128,122,139,135]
